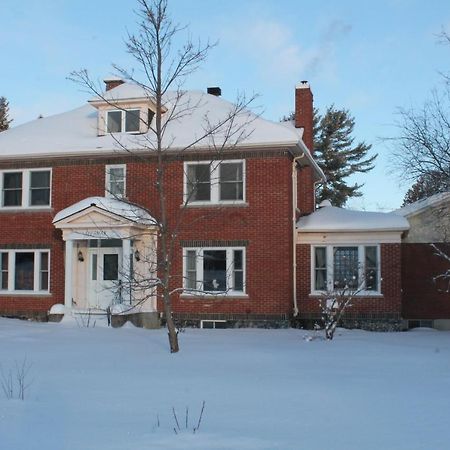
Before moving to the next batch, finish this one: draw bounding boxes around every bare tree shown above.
[390,89,450,189]
[70,0,254,352]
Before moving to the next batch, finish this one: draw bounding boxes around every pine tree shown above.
[0,97,12,132]
[314,106,376,207]
[402,171,450,205]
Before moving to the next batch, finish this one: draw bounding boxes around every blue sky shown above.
[1,0,449,210]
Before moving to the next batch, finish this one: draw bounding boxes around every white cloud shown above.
[221,17,351,83]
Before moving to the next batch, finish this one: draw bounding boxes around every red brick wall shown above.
[296,243,402,318]
[402,243,450,319]
[0,154,296,318]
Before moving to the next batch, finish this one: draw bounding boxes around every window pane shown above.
[365,246,378,291]
[103,254,119,281]
[234,271,243,291]
[3,173,22,206]
[186,250,197,290]
[315,269,327,291]
[234,250,242,270]
[107,111,122,133]
[203,250,226,291]
[39,252,48,291]
[187,164,211,201]
[333,247,359,290]
[15,253,34,290]
[92,254,98,280]
[125,110,140,132]
[219,163,243,201]
[315,247,326,269]
[30,171,50,188]
[107,167,125,197]
[31,189,50,206]
[4,173,22,189]
[1,253,8,290]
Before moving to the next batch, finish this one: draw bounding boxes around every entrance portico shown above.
[53,197,158,313]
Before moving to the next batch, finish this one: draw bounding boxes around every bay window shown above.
[312,245,380,294]
[183,247,245,294]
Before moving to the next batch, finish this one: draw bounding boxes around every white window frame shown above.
[0,249,50,295]
[106,109,141,133]
[183,160,246,205]
[311,244,381,296]
[0,169,52,209]
[182,246,246,296]
[105,164,126,199]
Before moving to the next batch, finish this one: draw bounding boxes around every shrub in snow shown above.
[1,358,32,400]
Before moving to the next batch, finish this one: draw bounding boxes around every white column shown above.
[122,238,131,304]
[64,240,74,308]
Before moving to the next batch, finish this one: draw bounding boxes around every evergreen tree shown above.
[0,97,12,131]
[402,170,450,205]
[314,106,376,207]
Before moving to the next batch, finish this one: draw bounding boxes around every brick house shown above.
[0,80,412,329]
[397,192,450,329]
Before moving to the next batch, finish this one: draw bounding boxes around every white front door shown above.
[88,248,123,309]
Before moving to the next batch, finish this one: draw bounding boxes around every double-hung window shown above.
[105,165,126,198]
[106,109,140,133]
[1,169,51,208]
[0,250,50,293]
[185,160,245,204]
[184,247,245,294]
[312,245,380,294]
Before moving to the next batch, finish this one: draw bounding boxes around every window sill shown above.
[309,292,384,298]
[181,202,249,209]
[0,207,53,213]
[0,292,52,297]
[180,293,249,300]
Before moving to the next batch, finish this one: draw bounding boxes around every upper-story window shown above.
[105,165,126,198]
[184,160,245,204]
[1,169,51,208]
[106,109,140,133]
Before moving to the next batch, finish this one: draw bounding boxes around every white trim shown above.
[0,168,52,209]
[105,164,127,198]
[298,231,402,245]
[106,109,141,134]
[310,244,381,296]
[183,160,246,206]
[0,249,50,295]
[182,246,246,296]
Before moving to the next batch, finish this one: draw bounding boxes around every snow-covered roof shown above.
[53,196,156,226]
[395,191,450,218]
[297,205,410,232]
[0,83,316,165]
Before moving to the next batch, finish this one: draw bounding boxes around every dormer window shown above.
[106,109,140,133]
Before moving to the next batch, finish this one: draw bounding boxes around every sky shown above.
[1,0,449,211]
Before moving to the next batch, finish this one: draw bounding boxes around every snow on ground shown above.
[1,318,450,450]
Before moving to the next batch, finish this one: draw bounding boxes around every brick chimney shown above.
[295,81,314,153]
[104,78,125,91]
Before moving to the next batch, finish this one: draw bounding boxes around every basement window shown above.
[200,320,227,329]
